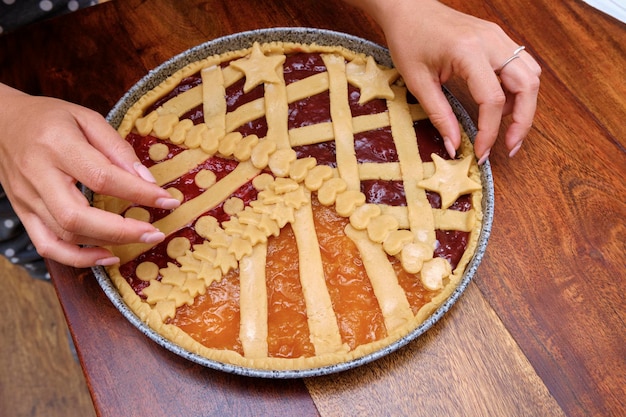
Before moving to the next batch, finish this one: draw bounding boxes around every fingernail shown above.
[140,231,165,244]
[134,162,157,183]
[477,149,491,165]
[509,141,523,158]
[443,137,457,159]
[156,197,181,210]
[96,256,120,266]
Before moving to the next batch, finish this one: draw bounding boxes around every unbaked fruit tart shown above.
[90,28,493,377]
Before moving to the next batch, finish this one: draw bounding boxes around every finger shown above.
[38,181,166,246]
[520,51,543,77]
[49,135,179,210]
[504,88,537,153]
[55,209,165,248]
[73,107,148,177]
[21,213,121,268]
[465,67,507,162]
[502,89,516,117]
[16,184,165,260]
[403,69,461,158]
[498,56,541,155]
[70,106,167,186]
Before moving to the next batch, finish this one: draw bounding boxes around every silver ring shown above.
[495,46,525,75]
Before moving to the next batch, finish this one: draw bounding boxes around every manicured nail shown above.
[134,162,157,183]
[477,149,491,165]
[140,231,165,244]
[443,137,457,159]
[509,141,523,158]
[156,197,181,210]
[95,256,120,266]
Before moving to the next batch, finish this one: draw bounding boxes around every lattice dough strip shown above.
[96,147,217,217]
[289,112,392,148]
[113,161,261,264]
[201,65,227,136]
[292,192,345,355]
[388,85,436,248]
[151,148,213,186]
[358,162,402,181]
[156,85,203,117]
[352,112,391,134]
[285,72,329,102]
[408,102,428,121]
[239,243,269,359]
[432,209,477,232]
[344,224,414,334]
[322,53,360,192]
[263,63,290,150]
[379,206,409,229]
[225,98,266,133]
[288,123,335,147]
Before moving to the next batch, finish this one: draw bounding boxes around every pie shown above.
[93,40,484,372]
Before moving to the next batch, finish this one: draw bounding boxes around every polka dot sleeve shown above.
[0,0,103,36]
[0,186,49,280]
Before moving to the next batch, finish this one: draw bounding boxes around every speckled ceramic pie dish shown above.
[87,27,494,378]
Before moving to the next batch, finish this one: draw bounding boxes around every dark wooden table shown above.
[1,0,624,416]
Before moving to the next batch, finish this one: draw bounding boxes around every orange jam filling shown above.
[167,195,438,358]
[313,199,387,350]
[266,224,315,358]
[168,269,243,355]
[391,258,436,315]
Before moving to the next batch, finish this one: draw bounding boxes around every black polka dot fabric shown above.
[0,186,49,280]
[1,2,108,277]
[0,0,100,36]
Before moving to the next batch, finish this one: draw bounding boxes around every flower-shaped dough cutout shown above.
[242,224,267,246]
[418,154,481,209]
[142,280,173,304]
[347,56,399,104]
[230,42,287,93]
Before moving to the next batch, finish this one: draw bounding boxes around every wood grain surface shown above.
[0,0,624,416]
[305,283,565,417]
[0,257,96,417]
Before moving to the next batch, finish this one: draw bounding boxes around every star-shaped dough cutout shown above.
[418,154,481,209]
[347,56,399,104]
[230,42,286,93]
